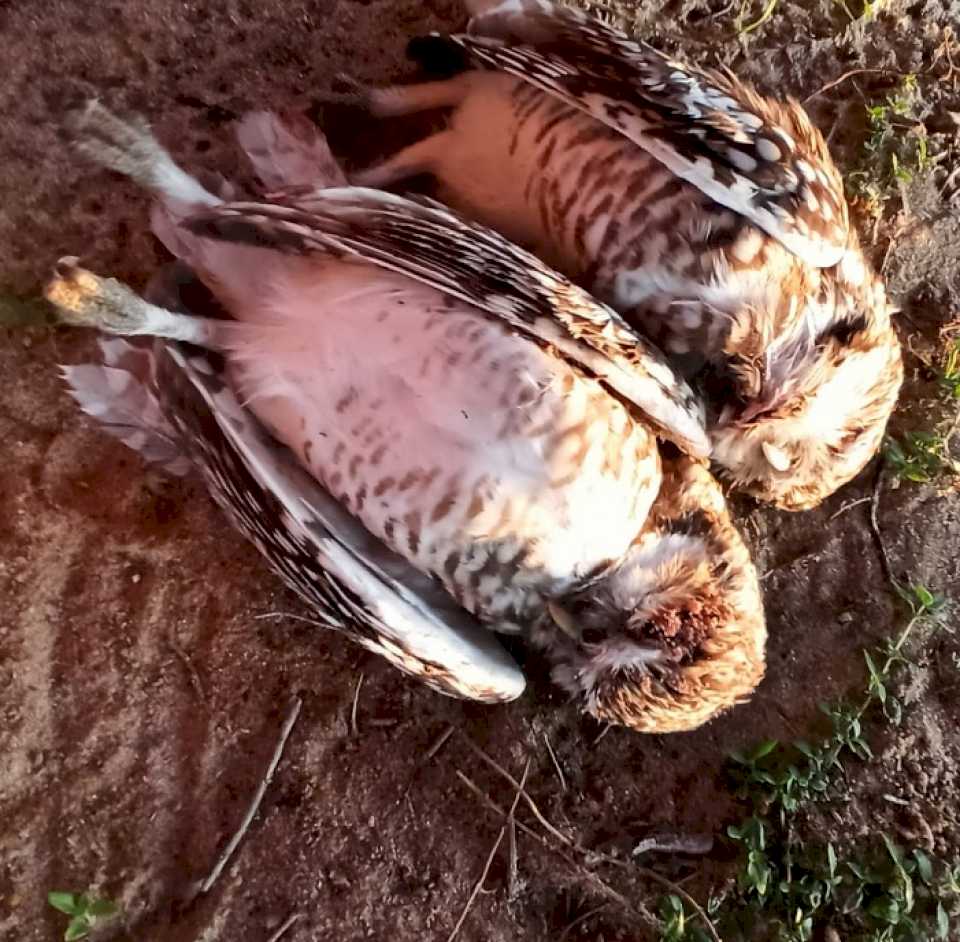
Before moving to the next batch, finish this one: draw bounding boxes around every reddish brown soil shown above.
[2,2,960,941]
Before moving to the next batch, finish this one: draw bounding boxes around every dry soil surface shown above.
[2,1,960,941]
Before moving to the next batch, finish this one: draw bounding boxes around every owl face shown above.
[710,323,903,510]
[532,460,766,734]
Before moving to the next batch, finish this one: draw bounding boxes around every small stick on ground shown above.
[200,696,303,895]
[829,496,872,521]
[869,463,895,588]
[456,755,721,942]
[424,724,456,761]
[543,733,567,792]
[803,67,893,103]
[455,772,657,929]
[591,724,612,747]
[461,736,573,848]
[266,912,301,942]
[558,904,608,942]
[507,811,519,902]
[446,759,530,942]
[396,724,457,814]
[166,630,206,703]
[350,673,364,737]
[632,865,722,942]
[457,769,660,928]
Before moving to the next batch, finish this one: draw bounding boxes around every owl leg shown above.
[69,100,219,208]
[364,76,474,117]
[45,257,229,349]
[350,131,456,188]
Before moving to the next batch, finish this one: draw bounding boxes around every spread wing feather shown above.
[446,0,848,268]
[64,328,525,703]
[185,186,710,456]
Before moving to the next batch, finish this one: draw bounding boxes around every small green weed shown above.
[47,891,119,941]
[884,431,958,484]
[847,76,932,220]
[658,585,957,941]
[937,339,960,400]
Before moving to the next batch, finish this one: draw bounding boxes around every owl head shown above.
[711,270,903,510]
[533,454,766,734]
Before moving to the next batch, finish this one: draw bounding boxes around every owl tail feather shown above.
[61,336,191,477]
[235,110,349,190]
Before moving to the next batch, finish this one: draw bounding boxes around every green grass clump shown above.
[657,585,958,942]
[47,891,119,941]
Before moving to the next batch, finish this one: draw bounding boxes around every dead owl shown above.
[46,103,765,732]
[352,0,904,510]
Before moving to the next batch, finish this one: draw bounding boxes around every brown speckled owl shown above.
[353,0,904,510]
[45,103,765,732]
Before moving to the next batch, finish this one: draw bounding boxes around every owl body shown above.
[48,102,766,731]
[223,256,659,632]
[356,1,904,508]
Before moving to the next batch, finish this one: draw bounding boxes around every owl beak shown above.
[761,441,792,472]
[547,600,581,641]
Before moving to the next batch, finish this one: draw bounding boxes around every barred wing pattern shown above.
[185,186,709,456]
[448,0,848,268]
[66,331,526,703]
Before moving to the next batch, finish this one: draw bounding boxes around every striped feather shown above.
[445,0,848,268]
[60,310,525,704]
[185,186,710,457]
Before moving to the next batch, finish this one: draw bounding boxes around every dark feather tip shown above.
[406,35,469,77]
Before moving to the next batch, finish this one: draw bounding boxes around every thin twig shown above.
[425,724,456,761]
[397,724,457,812]
[543,733,568,792]
[829,496,872,521]
[446,760,530,942]
[200,697,303,894]
[350,673,364,737]
[803,68,893,104]
[457,744,721,942]
[591,724,612,747]
[166,630,206,703]
[869,463,895,588]
[266,912,301,942]
[507,811,519,902]
[558,904,608,942]
[461,737,574,848]
[454,772,657,928]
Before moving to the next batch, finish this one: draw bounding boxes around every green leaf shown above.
[86,899,118,918]
[751,739,780,761]
[64,919,91,942]
[868,895,901,924]
[937,901,950,938]
[827,843,838,876]
[882,834,914,912]
[47,892,78,915]
[913,849,933,884]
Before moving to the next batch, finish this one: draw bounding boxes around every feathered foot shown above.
[44,257,224,347]
[68,99,218,206]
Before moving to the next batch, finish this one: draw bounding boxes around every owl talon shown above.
[45,261,221,348]
[68,99,218,207]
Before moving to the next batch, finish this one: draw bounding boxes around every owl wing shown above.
[185,186,709,457]
[64,329,526,704]
[444,0,848,268]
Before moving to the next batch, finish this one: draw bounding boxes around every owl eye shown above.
[581,628,606,646]
[761,441,792,472]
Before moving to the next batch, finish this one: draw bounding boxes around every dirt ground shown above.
[2,1,960,940]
